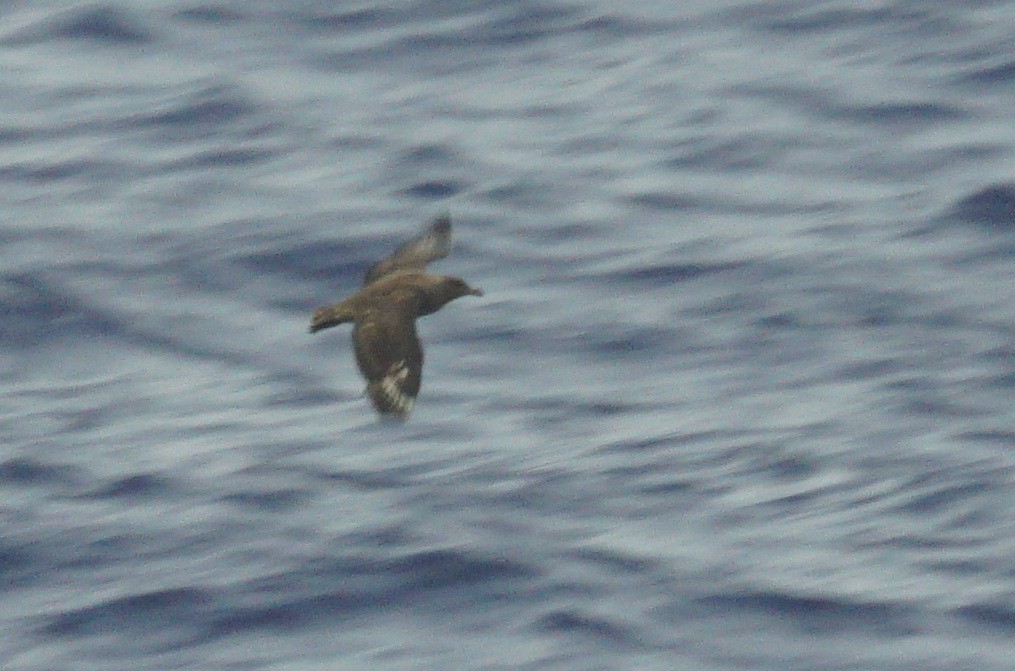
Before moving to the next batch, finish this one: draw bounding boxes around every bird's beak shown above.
[469,286,484,297]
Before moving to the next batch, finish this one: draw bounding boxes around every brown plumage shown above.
[309,214,482,416]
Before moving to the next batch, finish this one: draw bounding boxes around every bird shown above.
[309,214,483,417]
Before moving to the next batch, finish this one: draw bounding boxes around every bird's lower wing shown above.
[352,304,423,415]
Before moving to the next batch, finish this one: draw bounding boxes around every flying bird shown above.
[309,214,482,417]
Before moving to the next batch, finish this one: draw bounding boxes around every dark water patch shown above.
[921,558,987,576]
[696,590,916,636]
[311,4,576,56]
[173,4,247,24]
[895,394,970,419]
[354,419,475,445]
[479,470,587,513]
[576,13,675,38]
[9,5,156,46]
[0,544,32,582]
[482,5,579,47]
[759,6,902,34]
[582,325,678,356]
[212,549,536,635]
[312,45,399,73]
[556,132,623,156]
[168,146,277,170]
[328,133,386,152]
[265,384,349,407]
[307,2,580,47]
[514,221,603,246]
[625,191,703,211]
[847,144,1004,182]
[294,6,396,33]
[317,466,427,491]
[8,372,127,403]
[858,533,976,554]
[67,533,150,569]
[123,328,257,370]
[390,548,537,592]
[259,371,346,406]
[315,22,503,72]
[400,179,466,200]
[480,180,567,209]
[536,610,640,646]
[575,401,644,416]
[0,158,135,184]
[343,523,418,549]
[754,311,804,330]
[208,590,381,635]
[596,260,740,285]
[79,473,174,501]
[133,86,258,136]
[0,124,31,144]
[665,135,793,172]
[836,357,903,381]
[761,449,820,481]
[895,476,997,516]
[58,402,132,436]
[955,59,1015,86]
[824,285,919,328]
[221,488,306,513]
[947,184,1015,232]
[0,458,80,487]
[620,469,698,498]
[453,324,528,344]
[268,294,323,314]
[984,371,1015,390]
[43,587,214,638]
[401,143,459,165]
[509,394,655,419]
[565,547,657,575]
[638,479,699,496]
[208,552,446,632]
[730,82,833,115]
[149,219,281,258]
[824,101,965,126]
[955,431,1015,447]
[237,239,367,284]
[597,430,723,455]
[956,603,1015,633]
[0,271,127,346]
[733,83,963,127]
[979,343,1015,372]
[501,395,658,428]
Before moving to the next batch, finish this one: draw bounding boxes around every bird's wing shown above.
[352,295,423,415]
[363,214,451,286]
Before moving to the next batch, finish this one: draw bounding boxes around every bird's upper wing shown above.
[351,294,423,415]
[363,214,451,286]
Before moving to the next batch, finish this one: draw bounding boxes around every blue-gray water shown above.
[3,2,1015,670]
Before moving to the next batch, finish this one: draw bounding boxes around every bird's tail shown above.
[309,300,356,333]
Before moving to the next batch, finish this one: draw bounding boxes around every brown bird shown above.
[309,214,483,416]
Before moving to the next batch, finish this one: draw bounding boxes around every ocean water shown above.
[2,1,1015,669]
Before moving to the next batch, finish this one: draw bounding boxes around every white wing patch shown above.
[371,360,415,414]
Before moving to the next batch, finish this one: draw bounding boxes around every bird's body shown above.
[309,215,482,416]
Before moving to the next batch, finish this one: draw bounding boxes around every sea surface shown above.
[2,1,1015,670]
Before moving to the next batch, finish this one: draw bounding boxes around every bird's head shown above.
[416,275,483,316]
[445,276,484,299]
